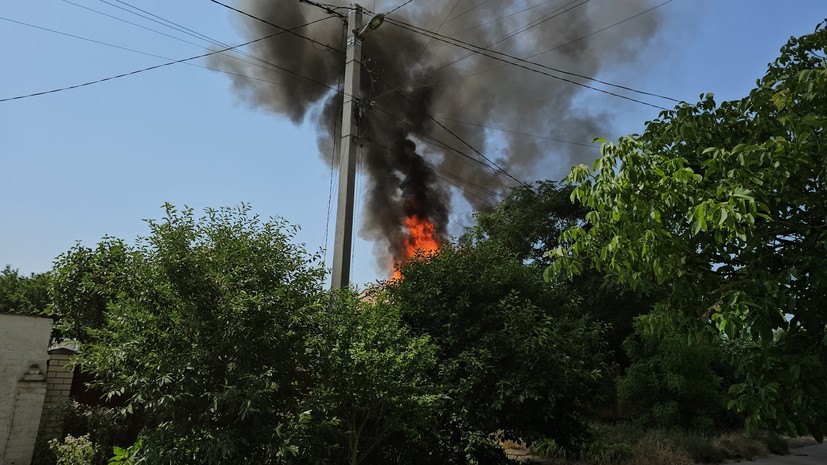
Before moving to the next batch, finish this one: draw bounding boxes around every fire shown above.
[391,215,441,280]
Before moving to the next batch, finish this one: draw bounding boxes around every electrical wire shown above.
[0,16,176,61]
[0,16,338,103]
[430,114,599,149]
[372,70,526,186]
[410,0,461,63]
[380,0,588,91]
[64,0,342,103]
[439,0,495,27]
[2,15,345,103]
[323,23,347,267]
[209,0,343,54]
[367,139,500,203]
[374,75,528,186]
[386,0,415,16]
[385,17,679,108]
[369,105,518,191]
[63,0,204,48]
[536,0,676,56]
[456,0,678,83]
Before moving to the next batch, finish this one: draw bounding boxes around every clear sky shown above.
[1,0,824,287]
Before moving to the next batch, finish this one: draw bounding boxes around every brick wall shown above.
[0,314,53,465]
[34,349,76,452]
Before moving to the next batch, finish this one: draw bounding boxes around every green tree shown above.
[51,239,133,341]
[467,180,582,268]
[58,204,447,465]
[548,23,827,439]
[618,308,736,431]
[65,205,325,464]
[298,291,441,465]
[469,181,652,366]
[389,242,611,451]
[0,265,51,315]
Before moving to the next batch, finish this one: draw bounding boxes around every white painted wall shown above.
[0,314,53,465]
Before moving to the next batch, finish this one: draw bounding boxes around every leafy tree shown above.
[51,239,133,341]
[468,180,582,268]
[0,265,51,315]
[64,205,325,464]
[548,23,827,439]
[469,181,652,366]
[58,204,447,465]
[298,291,441,465]
[388,242,611,451]
[618,308,736,431]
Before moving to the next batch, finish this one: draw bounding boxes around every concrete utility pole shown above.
[331,5,363,290]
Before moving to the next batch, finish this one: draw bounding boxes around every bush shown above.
[61,401,133,465]
[618,309,736,431]
[49,434,96,465]
[554,423,769,465]
[388,242,611,449]
[760,433,790,455]
[628,433,694,465]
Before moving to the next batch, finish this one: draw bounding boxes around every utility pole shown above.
[331,5,363,290]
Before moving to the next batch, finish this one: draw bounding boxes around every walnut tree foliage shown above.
[547,23,827,440]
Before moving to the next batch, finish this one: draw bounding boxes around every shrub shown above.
[61,401,132,465]
[628,433,694,465]
[49,434,96,465]
[388,242,611,449]
[619,309,735,431]
[761,433,790,455]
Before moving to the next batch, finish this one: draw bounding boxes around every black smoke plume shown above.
[211,0,665,272]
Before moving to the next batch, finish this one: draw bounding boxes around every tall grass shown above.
[530,423,773,464]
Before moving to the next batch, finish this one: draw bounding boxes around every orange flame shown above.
[391,215,441,280]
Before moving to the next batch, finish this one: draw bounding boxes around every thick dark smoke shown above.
[210,0,665,271]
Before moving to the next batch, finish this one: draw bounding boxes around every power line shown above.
[410,0,461,63]
[535,0,676,56]
[440,0,495,27]
[386,0,415,16]
[458,0,679,82]
[110,0,224,46]
[370,102,524,189]
[0,16,337,103]
[64,0,340,99]
[3,14,343,101]
[370,107,494,174]
[430,114,599,149]
[478,0,591,54]
[370,0,556,66]
[323,22,347,268]
[385,17,679,108]
[374,0,580,87]
[0,16,175,61]
[367,139,501,202]
[382,0,588,95]
[63,0,204,47]
[209,0,343,54]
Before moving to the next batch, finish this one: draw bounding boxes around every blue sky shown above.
[1,0,824,287]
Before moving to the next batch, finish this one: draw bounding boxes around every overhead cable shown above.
[65,0,340,97]
[431,115,598,149]
[371,77,528,188]
[0,16,337,103]
[385,17,679,108]
[209,0,343,53]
